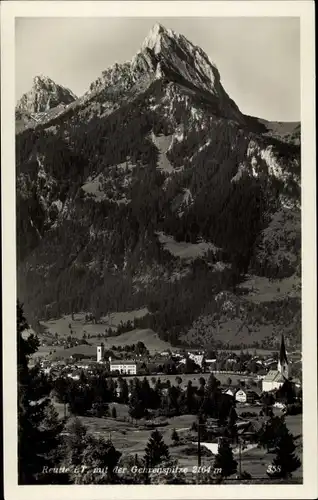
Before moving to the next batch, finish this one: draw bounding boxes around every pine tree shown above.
[171,428,179,445]
[144,429,170,467]
[257,415,287,452]
[118,378,129,403]
[63,418,88,468]
[141,376,151,400]
[17,301,65,484]
[214,438,237,478]
[206,372,220,395]
[129,389,147,420]
[227,406,238,442]
[227,406,238,427]
[185,380,195,413]
[268,428,301,479]
[63,418,121,484]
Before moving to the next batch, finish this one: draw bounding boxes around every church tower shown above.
[277,335,289,379]
[97,344,104,363]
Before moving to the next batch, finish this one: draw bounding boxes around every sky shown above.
[15,17,300,121]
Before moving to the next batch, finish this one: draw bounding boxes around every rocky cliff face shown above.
[16,75,77,115]
[87,23,244,124]
[16,24,301,348]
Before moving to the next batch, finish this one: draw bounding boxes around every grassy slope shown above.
[54,399,302,479]
[39,309,173,358]
[156,232,218,260]
[183,273,301,347]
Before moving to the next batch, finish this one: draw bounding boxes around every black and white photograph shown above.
[1,1,317,499]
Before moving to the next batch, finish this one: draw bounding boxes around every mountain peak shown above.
[33,75,55,87]
[16,76,77,115]
[141,23,176,52]
[86,23,245,124]
[136,23,221,91]
[133,24,244,122]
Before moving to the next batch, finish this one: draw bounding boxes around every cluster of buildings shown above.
[33,334,301,397]
[96,336,298,392]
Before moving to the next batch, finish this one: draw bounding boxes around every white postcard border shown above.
[1,2,316,499]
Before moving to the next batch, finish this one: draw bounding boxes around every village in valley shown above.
[25,309,303,483]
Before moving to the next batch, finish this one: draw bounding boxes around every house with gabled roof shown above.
[235,388,260,404]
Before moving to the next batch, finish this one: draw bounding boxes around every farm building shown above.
[235,389,260,404]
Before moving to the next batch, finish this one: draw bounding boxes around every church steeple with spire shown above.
[277,335,289,379]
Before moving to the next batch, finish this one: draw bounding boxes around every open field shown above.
[238,274,300,303]
[100,328,173,352]
[101,308,150,326]
[41,309,149,337]
[54,399,302,480]
[44,328,173,361]
[38,310,280,359]
[156,231,217,261]
[40,310,174,357]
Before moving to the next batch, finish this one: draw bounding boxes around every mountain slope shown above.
[16,24,301,349]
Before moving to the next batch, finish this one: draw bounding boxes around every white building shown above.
[223,388,235,397]
[235,389,260,404]
[188,353,204,367]
[109,358,137,375]
[262,335,289,392]
[235,389,247,403]
[262,370,285,392]
[97,344,104,363]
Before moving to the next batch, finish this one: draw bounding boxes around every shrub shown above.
[285,403,302,415]
[191,421,198,432]
[183,444,212,457]
[240,411,258,418]
[238,470,252,479]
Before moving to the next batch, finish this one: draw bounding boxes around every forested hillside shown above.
[16,24,301,349]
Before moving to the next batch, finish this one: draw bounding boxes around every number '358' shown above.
[267,465,281,473]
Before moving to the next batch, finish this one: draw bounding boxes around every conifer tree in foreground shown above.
[144,429,170,468]
[226,405,238,443]
[267,428,301,479]
[258,415,289,452]
[17,301,65,484]
[62,417,122,484]
[213,438,237,478]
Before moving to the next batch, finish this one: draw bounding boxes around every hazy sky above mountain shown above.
[15,17,300,121]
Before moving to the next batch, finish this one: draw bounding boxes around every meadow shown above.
[39,310,174,359]
[54,400,302,480]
